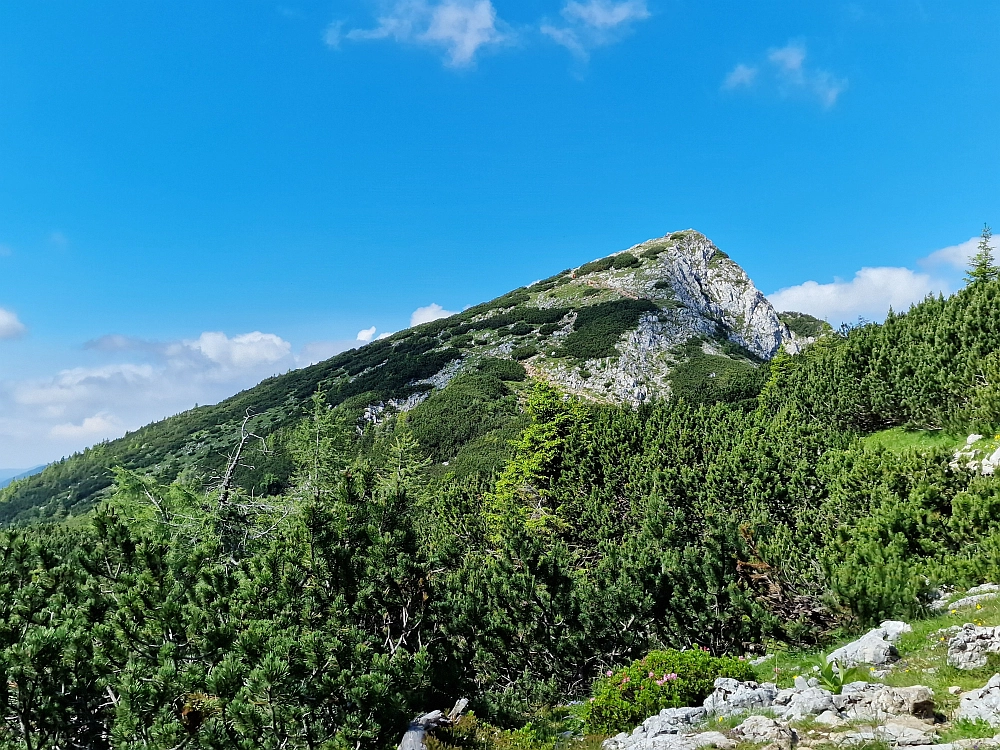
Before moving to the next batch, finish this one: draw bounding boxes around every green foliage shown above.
[476,357,528,381]
[802,655,866,694]
[611,252,639,269]
[966,224,999,285]
[559,299,658,360]
[576,257,615,275]
[669,340,765,405]
[779,311,830,339]
[408,372,521,462]
[511,344,538,361]
[538,323,560,336]
[584,650,755,733]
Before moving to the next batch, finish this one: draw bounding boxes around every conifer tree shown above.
[966,223,999,284]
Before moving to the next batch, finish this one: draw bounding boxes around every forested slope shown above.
[3,240,1000,747]
[0,230,803,525]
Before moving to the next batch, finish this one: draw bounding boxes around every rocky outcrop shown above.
[604,674,946,750]
[703,678,779,717]
[827,621,911,668]
[957,674,1000,726]
[948,624,1000,670]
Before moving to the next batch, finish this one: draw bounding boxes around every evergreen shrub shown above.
[511,345,537,361]
[611,252,640,269]
[585,649,755,733]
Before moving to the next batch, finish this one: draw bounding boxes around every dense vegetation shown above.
[3,230,1000,747]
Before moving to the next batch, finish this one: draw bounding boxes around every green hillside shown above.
[3,236,1000,748]
[0,230,794,526]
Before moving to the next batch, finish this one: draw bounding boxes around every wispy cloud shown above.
[767,234,999,324]
[723,63,758,90]
[323,20,344,48]
[410,302,458,326]
[344,0,508,67]
[724,41,847,108]
[542,0,649,60]
[0,308,26,340]
[357,325,377,342]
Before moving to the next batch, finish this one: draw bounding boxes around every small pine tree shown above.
[966,223,999,284]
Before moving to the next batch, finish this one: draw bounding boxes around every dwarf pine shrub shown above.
[585,649,755,733]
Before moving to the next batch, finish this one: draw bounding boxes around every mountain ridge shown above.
[0,230,817,524]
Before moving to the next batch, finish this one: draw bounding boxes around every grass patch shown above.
[863,427,964,454]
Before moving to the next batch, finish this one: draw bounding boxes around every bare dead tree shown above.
[218,408,268,507]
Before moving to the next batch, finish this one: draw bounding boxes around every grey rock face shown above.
[602,729,733,750]
[834,682,935,720]
[730,715,797,749]
[827,621,911,668]
[957,674,1000,726]
[772,686,836,720]
[703,678,779,717]
[948,624,1000,670]
[533,231,800,406]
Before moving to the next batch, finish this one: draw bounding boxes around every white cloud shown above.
[769,267,939,324]
[50,412,123,440]
[376,331,394,339]
[0,308,26,339]
[920,235,997,270]
[768,42,806,74]
[542,0,649,60]
[410,303,458,326]
[346,0,507,67]
[723,63,758,90]
[323,20,344,48]
[767,234,1000,325]
[357,325,378,342]
[724,41,847,108]
[180,331,291,371]
[0,329,301,466]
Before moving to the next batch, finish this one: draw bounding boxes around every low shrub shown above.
[511,345,537,361]
[538,323,560,336]
[611,252,640,269]
[585,649,755,734]
[476,358,527,382]
[508,322,533,337]
[577,257,615,275]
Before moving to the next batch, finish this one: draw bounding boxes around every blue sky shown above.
[1,0,998,466]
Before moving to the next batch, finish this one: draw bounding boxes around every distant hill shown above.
[0,466,44,490]
[0,230,819,526]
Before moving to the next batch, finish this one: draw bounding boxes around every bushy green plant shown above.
[476,358,527,382]
[611,252,639,269]
[511,345,538,361]
[585,649,755,733]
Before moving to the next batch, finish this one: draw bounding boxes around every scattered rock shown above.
[956,673,1000,726]
[968,584,1000,596]
[730,715,797,749]
[833,682,935,720]
[751,654,775,667]
[949,686,964,695]
[773,686,837,721]
[832,722,936,747]
[703,678,779,717]
[827,621,911,669]
[948,624,1000,670]
[947,593,1000,611]
[813,710,846,727]
[603,729,734,750]
[641,707,708,737]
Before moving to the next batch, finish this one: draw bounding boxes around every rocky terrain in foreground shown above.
[603,587,1000,750]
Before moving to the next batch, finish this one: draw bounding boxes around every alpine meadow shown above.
[3,226,1000,748]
